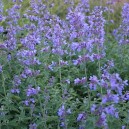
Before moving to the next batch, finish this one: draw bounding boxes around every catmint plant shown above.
[0,0,129,129]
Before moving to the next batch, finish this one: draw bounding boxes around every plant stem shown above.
[58,56,68,129]
[97,46,102,95]
[2,72,6,97]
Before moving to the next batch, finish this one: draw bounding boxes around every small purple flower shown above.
[0,26,4,33]
[73,60,79,65]
[65,79,70,84]
[24,98,35,106]
[96,112,107,128]
[71,42,79,51]
[100,79,108,88]
[0,44,6,49]
[0,65,2,73]
[104,105,119,118]
[74,77,86,85]
[89,75,99,90]
[7,54,11,61]
[81,77,86,84]
[60,122,65,127]
[79,126,85,129]
[102,90,119,104]
[49,76,55,86]
[122,125,126,129]
[58,105,65,117]
[24,68,33,76]
[13,75,21,86]
[91,104,97,112]
[30,98,35,103]
[11,88,20,94]
[52,48,65,56]
[59,60,68,66]
[77,112,86,122]
[29,123,37,129]
[0,1,3,14]
[48,61,57,71]
[74,78,80,85]
[66,108,71,114]
[24,100,29,106]
[26,86,40,97]
[41,46,50,52]
[123,92,129,101]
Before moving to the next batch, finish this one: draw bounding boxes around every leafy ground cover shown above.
[0,0,129,129]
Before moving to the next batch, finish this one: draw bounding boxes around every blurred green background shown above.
[2,0,128,32]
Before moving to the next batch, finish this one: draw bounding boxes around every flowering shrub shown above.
[0,0,129,129]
